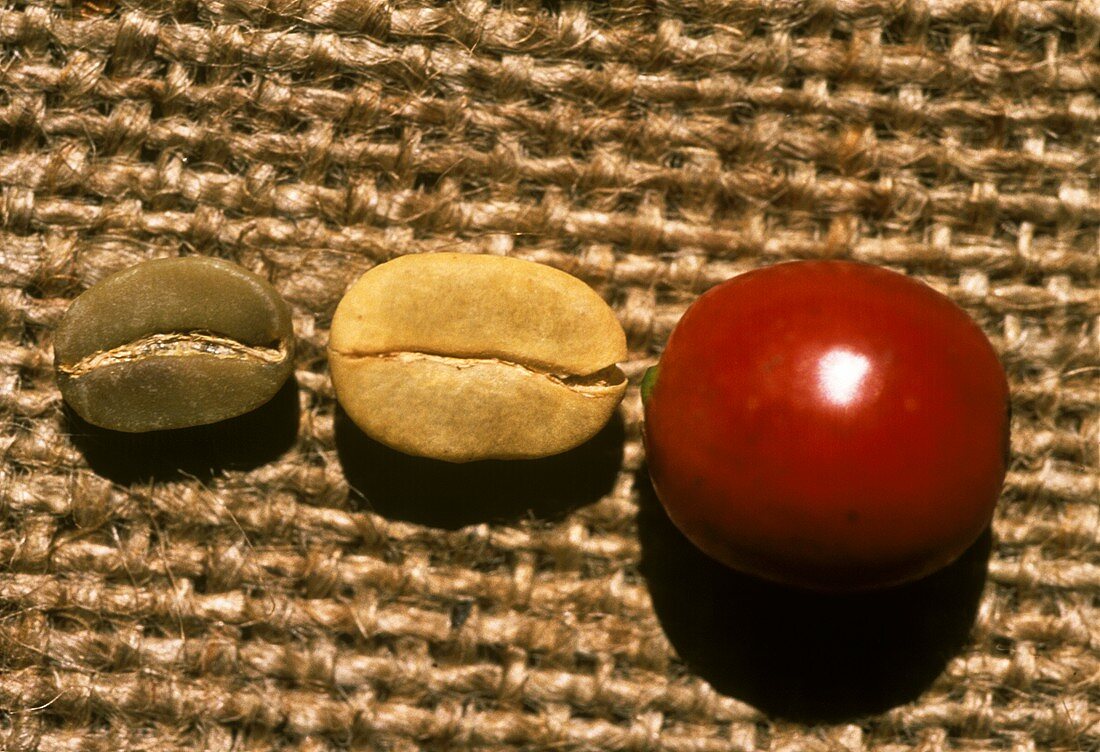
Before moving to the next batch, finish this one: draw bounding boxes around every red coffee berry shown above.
[643,261,1009,591]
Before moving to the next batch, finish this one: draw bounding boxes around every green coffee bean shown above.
[55,257,295,432]
[328,253,627,462]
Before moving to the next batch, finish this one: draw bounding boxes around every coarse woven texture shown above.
[0,0,1097,750]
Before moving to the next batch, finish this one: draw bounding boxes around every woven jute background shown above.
[0,0,1097,750]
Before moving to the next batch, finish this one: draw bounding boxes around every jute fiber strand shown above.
[0,0,1096,750]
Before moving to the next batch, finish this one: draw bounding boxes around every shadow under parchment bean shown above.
[335,406,624,530]
[635,464,990,723]
[66,376,300,485]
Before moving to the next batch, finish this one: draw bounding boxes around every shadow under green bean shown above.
[65,376,300,484]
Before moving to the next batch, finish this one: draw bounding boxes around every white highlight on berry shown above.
[818,349,871,406]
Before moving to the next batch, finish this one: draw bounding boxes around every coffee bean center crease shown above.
[332,350,626,395]
[58,331,289,377]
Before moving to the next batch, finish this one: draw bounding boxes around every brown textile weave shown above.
[0,0,1097,749]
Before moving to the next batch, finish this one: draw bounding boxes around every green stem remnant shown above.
[641,364,660,406]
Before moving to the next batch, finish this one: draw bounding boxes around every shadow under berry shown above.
[635,464,990,723]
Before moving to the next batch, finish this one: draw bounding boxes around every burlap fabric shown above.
[0,1,1097,749]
